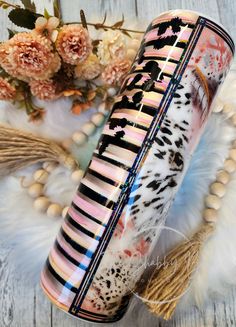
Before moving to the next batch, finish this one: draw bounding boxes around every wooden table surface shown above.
[0,0,236,326]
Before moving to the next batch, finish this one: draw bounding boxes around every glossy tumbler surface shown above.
[41,10,234,323]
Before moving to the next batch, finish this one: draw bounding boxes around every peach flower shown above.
[97,30,127,65]
[34,16,60,42]
[0,32,61,81]
[101,58,131,86]
[30,79,61,100]
[75,53,101,80]
[0,77,16,100]
[56,24,92,65]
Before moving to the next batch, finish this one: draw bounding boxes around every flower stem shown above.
[0,0,20,9]
[67,21,144,34]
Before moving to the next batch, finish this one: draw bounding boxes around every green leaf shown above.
[8,8,40,29]
[122,30,132,38]
[112,15,124,29]
[44,8,50,19]
[20,0,36,12]
[7,28,16,39]
[53,0,61,19]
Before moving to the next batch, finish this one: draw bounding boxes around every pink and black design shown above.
[41,10,234,323]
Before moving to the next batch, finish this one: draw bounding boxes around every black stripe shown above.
[45,258,77,293]
[93,152,131,171]
[87,168,120,187]
[151,22,195,30]
[98,134,140,154]
[109,118,149,132]
[144,39,186,50]
[132,68,172,79]
[71,202,104,226]
[55,239,81,268]
[124,84,165,97]
[134,56,179,64]
[60,228,92,257]
[66,214,97,239]
[78,183,115,209]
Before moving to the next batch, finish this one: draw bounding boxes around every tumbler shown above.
[41,9,234,323]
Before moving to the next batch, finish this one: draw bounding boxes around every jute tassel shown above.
[142,221,215,320]
[0,124,77,175]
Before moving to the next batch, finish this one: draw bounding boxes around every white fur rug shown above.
[0,64,236,323]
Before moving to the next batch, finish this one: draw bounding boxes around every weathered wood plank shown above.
[217,0,236,44]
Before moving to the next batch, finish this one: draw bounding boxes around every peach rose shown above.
[30,79,61,100]
[56,24,92,65]
[75,54,101,80]
[0,77,16,100]
[0,32,61,81]
[101,58,131,86]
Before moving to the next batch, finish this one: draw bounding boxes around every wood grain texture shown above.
[0,0,236,326]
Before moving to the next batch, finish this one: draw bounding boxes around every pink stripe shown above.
[57,234,90,267]
[90,157,128,183]
[68,207,105,237]
[73,192,112,224]
[62,221,99,252]
[41,270,74,307]
[50,249,84,285]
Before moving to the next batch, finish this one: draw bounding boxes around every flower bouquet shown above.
[0,0,143,121]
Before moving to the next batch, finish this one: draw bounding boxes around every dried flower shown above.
[34,16,60,42]
[97,30,127,65]
[0,77,16,100]
[63,89,82,97]
[101,58,131,86]
[75,53,101,80]
[71,100,92,115]
[56,24,92,65]
[29,79,61,100]
[0,32,61,81]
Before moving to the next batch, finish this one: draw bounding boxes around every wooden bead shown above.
[98,102,106,113]
[72,131,87,145]
[34,196,50,212]
[203,208,218,223]
[43,162,57,173]
[21,176,34,188]
[229,149,236,161]
[47,203,63,218]
[224,159,236,173]
[91,113,105,127]
[62,206,69,218]
[33,169,49,184]
[81,122,96,136]
[216,170,230,184]
[107,88,116,97]
[223,103,234,114]
[231,114,236,126]
[61,138,73,150]
[205,194,221,210]
[71,169,84,183]
[28,183,43,198]
[212,99,223,113]
[210,182,226,198]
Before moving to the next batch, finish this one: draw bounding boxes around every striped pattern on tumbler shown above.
[41,10,234,323]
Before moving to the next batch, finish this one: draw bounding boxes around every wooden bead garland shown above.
[21,100,236,222]
[21,108,108,218]
[202,105,236,224]
[71,111,106,147]
[22,162,85,218]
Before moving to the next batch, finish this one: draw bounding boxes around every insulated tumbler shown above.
[41,9,234,323]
